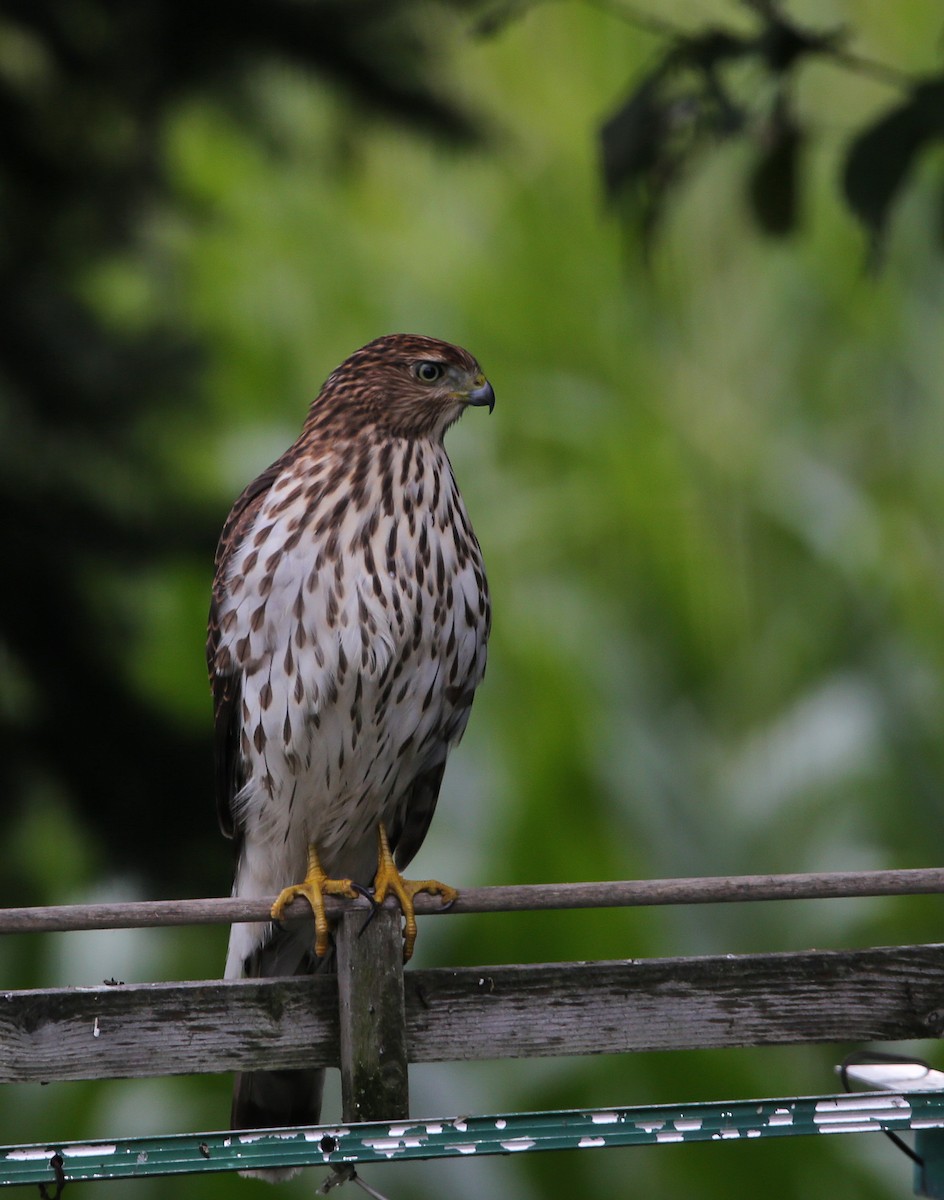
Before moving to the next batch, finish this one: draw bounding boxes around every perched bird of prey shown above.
[207,333,493,1137]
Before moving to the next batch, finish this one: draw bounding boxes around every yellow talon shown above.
[372,824,458,962]
[271,844,358,958]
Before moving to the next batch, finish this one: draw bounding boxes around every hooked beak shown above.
[466,377,495,414]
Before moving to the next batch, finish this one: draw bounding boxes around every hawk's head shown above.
[305,333,495,440]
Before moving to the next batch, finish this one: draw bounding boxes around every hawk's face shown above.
[304,333,495,441]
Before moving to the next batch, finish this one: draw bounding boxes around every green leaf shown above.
[842,78,944,247]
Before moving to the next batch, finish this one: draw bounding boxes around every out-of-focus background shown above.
[2,1,944,1196]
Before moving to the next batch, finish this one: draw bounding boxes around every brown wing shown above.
[390,676,481,868]
[207,461,283,840]
[390,759,447,871]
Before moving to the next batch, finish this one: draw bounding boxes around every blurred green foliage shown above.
[2,2,944,1197]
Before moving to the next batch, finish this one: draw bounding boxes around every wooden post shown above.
[335,905,410,1123]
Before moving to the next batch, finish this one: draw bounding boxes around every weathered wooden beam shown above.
[403,943,944,1060]
[2,943,943,1084]
[336,906,410,1122]
[0,975,339,1082]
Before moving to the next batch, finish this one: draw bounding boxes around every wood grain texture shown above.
[404,943,944,1061]
[337,907,410,1122]
[2,943,943,1083]
[0,976,339,1082]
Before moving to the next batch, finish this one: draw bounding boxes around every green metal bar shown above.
[2,1091,942,1187]
[917,1131,944,1198]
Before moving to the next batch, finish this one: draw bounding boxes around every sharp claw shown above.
[351,882,378,908]
[369,824,458,957]
[270,846,360,958]
[350,882,381,938]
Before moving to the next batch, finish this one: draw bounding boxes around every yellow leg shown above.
[372,824,459,962]
[271,844,358,958]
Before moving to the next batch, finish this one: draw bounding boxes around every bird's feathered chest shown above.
[211,435,489,875]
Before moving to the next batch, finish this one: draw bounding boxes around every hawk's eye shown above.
[414,361,444,383]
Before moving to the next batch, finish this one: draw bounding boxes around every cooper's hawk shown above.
[207,334,493,1139]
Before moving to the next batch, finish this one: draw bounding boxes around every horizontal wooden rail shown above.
[2,866,944,934]
[3,942,943,1083]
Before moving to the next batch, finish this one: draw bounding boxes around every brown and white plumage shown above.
[207,334,492,1139]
